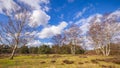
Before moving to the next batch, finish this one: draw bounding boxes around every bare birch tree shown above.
[89,14,120,56]
[0,9,34,59]
[52,34,65,46]
[64,24,82,55]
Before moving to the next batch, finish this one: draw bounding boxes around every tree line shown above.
[0,44,85,54]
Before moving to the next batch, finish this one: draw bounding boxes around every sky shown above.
[0,0,120,48]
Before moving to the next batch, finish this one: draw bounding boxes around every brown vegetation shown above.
[63,60,74,64]
[40,61,46,64]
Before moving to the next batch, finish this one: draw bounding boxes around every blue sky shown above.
[48,0,120,25]
[0,0,120,47]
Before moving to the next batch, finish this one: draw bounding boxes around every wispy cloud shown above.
[74,6,90,19]
[59,14,64,19]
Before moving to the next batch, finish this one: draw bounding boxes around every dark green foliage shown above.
[0,45,12,54]
[0,44,85,54]
[19,46,29,54]
[29,47,38,54]
[51,45,85,54]
[38,45,51,54]
[51,45,60,54]
[75,45,85,54]
[59,45,71,54]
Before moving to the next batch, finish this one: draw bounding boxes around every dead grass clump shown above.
[100,65,107,68]
[96,59,104,61]
[51,60,56,63]
[0,54,11,59]
[63,60,74,64]
[78,62,84,64]
[84,61,89,63]
[101,58,120,64]
[91,59,99,64]
[110,58,120,64]
[52,55,61,58]
[61,63,64,65]
[79,55,87,58]
[40,61,46,64]
[107,65,115,68]
[110,59,120,64]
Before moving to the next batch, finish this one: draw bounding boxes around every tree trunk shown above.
[10,45,17,60]
[71,45,75,55]
[73,45,75,55]
[106,43,111,56]
[100,46,105,56]
[95,49,100,55]
[100,44,110,56]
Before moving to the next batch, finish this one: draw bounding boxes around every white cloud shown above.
[0,0,50,28]
[75,12,83,19]
[43,6,50,12]
[74,8,87,19]
[27,40,41,47]
[74,6,92,19]
[18,0,50,27]
[80,23,89,34]
[43,42,53,46]
[40,0,49,4]
[82,36,94,50]
[27,39,53,47]
[38,21,68,39]
[76,14,102,34]
[19,0,49,10]
[76,10,120,49]
[0,0,19,14]
[25,31,38,36]
[76,14,102,25]
[107,10,120,20]
[29,10,50,27]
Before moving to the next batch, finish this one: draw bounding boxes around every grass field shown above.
[0,54,120,68]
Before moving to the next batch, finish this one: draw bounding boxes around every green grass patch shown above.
[0,54,120,68]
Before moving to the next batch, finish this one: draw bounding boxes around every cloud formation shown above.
[18,0,49,10]
[75,10,120,49]
[29,10,50,27]
[74,7,88,19]
[27,39,53,47]
[76,13,102,34]
[0,0,19,14]
[38,21,68,39]
[76,10,120,35]
[19,0,50,27]
[27,40,41,47]
[0,0,50,27]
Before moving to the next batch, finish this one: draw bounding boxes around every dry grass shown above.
[0,54,120,68]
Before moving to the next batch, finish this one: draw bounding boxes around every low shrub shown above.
[63,60,74,64]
